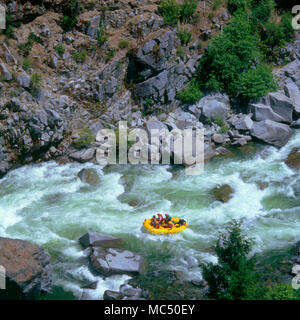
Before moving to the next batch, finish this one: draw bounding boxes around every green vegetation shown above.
[215,117,230,133]
[177,28,192,46]
[55,43,65,56]
[97,28,109,47]
[176,82,203,104]
[22,59,32,71]
[158,0,198,25]
[62,0,80,32]
[105,49,115,63]
[118,39,130,49]
[72,50,87,63]
[72,128,95,149]
[1,13,21,39]
[202,220,300,300]
[18,32,42,57]
[192,1,295,104]
[29,73,43,97]
[212,0,223,11]
[176,46,185,59]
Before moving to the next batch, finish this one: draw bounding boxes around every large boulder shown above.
[285,148,300,170]
[165,108,203,130]
[0,237,52,300]
[201,97,229,120]
[79,232,125,249]
[77,168,100,185]
[231,114,253,131]
[70,149,95,163]
[284,82,300,116]
[262,92,294,123]
[90,247,145,276]
[212,184,234,203]
[250,120,292,148]
[251,104,286,123]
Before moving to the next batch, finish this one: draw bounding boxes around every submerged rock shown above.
[212,184,234,203]
[285,147,300,170]
[79,232,125,249]
[77,168,100,185]
[90,247,145,276]
[0,237,52,300]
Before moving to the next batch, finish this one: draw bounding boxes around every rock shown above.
[213,184,234,203]
[284,82,300,116]
[188,104,202,120]
[17,73,30,88]
[0,237,52,300]
[90,247,145,276]
[250,120,292,148]
[232,138,248,146]
[215,147,234,157]
[251,104,285,123]
[291,264,300,275]
[204,143,216,162]
[262,92,294,123]
[77,168,100,185]
[119,284,142,297]
[231,114,253,131]
[212,133,226,144]
[285,148,300,170]
[0,63,12,81]
[103,290,124,300]
[145,120,168,138]
[165,108,203,130]
[296,241,300,255]
[81,281,98,290]
[200,95,229,120]
[70,148,95,163]
[79,232,125,249]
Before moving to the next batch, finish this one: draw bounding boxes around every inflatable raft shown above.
[143,217,187,235]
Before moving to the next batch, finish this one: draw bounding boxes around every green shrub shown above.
[158,0,182,25]
[215,117,230,133]
[61,0,80,31]
[236,64,277,101]
[201,220,259,300]
[105,49,115,63]
[30,73,43,97]
[251,0,275,23]
[227,0,250,14]
[176,46,185,59]
[264,284,300,300]
[22,59,32,71]
[72,128,95,149]
[212,0,222,11]
[176,83,203,104]
[177,28,192,45]
[158,0,197,25]
[97,28,108,46]
[55,43,65,56]
[18,32,42,57]
[279,12,295,43]
[180,0,198,22]
[72,50,87,63]
[118,39,130,49]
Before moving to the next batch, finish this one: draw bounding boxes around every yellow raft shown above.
[143,218,187,235]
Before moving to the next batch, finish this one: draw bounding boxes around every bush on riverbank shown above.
[201,220,300,300]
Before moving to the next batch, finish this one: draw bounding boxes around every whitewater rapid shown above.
[0,130,299,299]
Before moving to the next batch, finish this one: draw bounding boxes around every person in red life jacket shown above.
[157,213,163,225]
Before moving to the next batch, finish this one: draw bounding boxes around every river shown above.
[0,130,299,300]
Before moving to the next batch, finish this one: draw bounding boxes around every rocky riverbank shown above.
[0,1,299,178]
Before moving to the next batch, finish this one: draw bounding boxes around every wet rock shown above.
[0,237,52,300]
[81,281,98,290]
[77,168,100,185]
[79,232,125,249]
[212,184,234,203]
[103,290,124,300]
[215,147,234,157]
[250,120,292,148]
[90,247,145,276]
[285,148,300,170]
[291,264,300,275]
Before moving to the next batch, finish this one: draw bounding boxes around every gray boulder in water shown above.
[90,247,145,276]
[250,120,292,148]
[77,168,100,185]
[79,232,125,249]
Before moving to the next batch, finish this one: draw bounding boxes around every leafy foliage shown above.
[72,50,87,63]
[119,39,130,49]
[264,284,300,300]
[62,0,80,31]
[158,0,198,25]
[97,28,108,47]
[55,43,65,56]
[30,73,43,97]
[177,28,192,45]
[72,128,95,149]
[176,82,203,104]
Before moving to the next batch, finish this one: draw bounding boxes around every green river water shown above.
[0,130,299,300]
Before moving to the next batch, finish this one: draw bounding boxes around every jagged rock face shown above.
[0,237,52,300]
